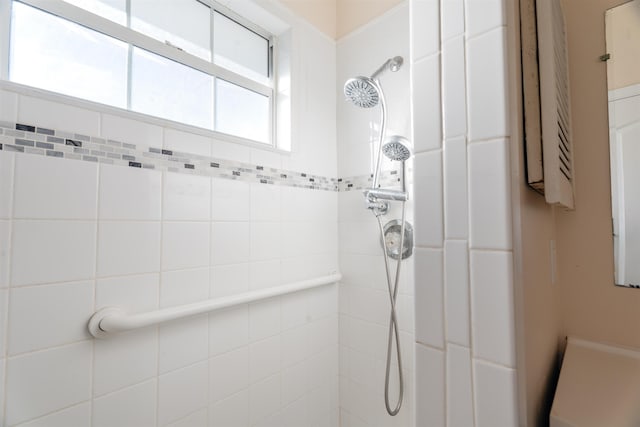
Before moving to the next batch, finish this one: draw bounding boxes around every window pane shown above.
[10,2,128,108]
[61,0,126,25]
[131,47,214,129]
[215,79,269,143]
[213,12,269,81]
[131,0,211,61]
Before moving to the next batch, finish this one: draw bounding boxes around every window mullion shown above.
[210,5,215,132]
[126,0,131,109]
[0,0,12,80]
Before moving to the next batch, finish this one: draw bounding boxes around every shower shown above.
[344,56,413,417]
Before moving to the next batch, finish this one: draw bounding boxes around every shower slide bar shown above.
[88,273,342,338]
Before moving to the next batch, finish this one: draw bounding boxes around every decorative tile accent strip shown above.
[0,121,403,192]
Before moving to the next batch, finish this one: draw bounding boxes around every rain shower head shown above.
[344,76,380,108]
[382,136,412,162]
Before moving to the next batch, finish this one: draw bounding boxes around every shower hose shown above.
[375,200,406,416]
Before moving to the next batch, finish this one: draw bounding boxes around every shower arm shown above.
[372,80,387,189]
[371,58,393,80]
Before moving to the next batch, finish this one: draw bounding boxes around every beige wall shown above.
[558,0,640,350]
[510,2,561,425]
[277,0,403,39]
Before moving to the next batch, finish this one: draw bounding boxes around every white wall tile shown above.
[467,28,509,141]
[251,183,281,222]
[96,273,159,312]
[465,0,506,38]
[210,346,249,404]
[338,219,380,256]
[0,221,10,287]
[444,240,470,346]
[5,341,92,425]
[211,139,251,163]
[164,128,211,157]
[101,113,163,147]
[446,344,474,427]
[473,360,518,427]
[209,390,249,427]
[411,0,440,61]
[162,222,210,270]
[470,250,515,367]
[249,298,281,342]
[415,343,445,427]
[280,397,306,427]
[167,408,208,427]
[13,155,98,219]
[163,172,211,221]
[442,0,465,40]
[250,222,282,261]
[444,137,469,239]
[211,263,249,297]
[0,151,14,219]
[8,281,93,355]
[442,37,467,139]
[412,55,442,154]
[468,139,512,250]
[97,221,161,276]
[161,268,209,307]
[0,90,18,122]
[281,361,308,407]
[250,148,282,170]
[93,379,157,427]
[414,150,443,248]
[249,335,281,383]
[93,329,158,396]
[211,178,250,222]
[211,222,250,265]
[0,290,6,358]
[18,95,100,135]
[249,260,281,290]
[158,361,208,426]
[249,374,281,424]
[99,164,162,220]
[208,305,248,357]
[16,403,91,427]
[159,315,208,374]
[414,248,444,349]
[11,220,96,286]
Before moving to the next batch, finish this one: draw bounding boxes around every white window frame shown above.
[0,0,280,148]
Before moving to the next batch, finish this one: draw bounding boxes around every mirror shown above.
[606,0,640,287]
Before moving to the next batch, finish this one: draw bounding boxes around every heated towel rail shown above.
[88,273,341,338]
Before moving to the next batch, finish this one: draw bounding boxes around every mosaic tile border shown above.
[0,121,402,192]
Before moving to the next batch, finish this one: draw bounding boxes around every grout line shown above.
[155,168,165,427]
[89,158,101,427]
[2,150,16,427]
[471,355,517,371]
[13,399,92,427]
[465,24,507,42]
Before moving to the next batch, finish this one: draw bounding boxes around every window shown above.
[5,0,276,146]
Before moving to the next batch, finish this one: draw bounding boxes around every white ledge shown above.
[88,273,341,338]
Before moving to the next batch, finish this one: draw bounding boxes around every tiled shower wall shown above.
[411,0,519,426]
[0,9,341,427]
[336,3,416,426]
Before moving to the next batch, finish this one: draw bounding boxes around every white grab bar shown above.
[88,273,341,338]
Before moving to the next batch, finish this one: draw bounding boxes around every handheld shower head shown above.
[344,76,380,108]
[382,136,412,162]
